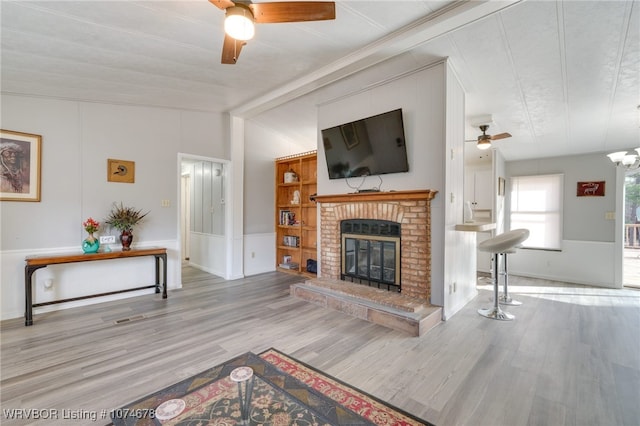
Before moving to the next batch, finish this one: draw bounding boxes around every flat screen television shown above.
[321,108,409,179]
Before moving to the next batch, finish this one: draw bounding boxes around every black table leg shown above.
[162,253,167,299]
[24,265,46,326]
[154,254,168,299]
[154,255,161,294]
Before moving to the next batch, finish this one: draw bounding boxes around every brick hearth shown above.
[315,190,438,302]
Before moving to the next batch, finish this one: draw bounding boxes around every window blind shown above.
[510,173,563,250]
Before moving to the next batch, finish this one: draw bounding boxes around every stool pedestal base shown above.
[478,306,515,321]
[499,295,522,306]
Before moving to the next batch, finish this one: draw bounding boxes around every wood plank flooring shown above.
[1,268,639,425]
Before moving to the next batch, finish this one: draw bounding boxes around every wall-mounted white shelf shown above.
[455,222,496,232]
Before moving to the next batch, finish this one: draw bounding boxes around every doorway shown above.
[179,155,229,278]
[624,169,640,288]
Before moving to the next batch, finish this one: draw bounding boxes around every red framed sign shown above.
[577,181,605,197]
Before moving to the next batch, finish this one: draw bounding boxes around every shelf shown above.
[454,222,496,232]
[275,151,317,277]
[314,189,437,203]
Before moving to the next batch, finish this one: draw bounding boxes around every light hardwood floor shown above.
[2,267,639,426]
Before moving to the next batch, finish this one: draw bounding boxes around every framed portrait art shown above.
[0,129,42,202]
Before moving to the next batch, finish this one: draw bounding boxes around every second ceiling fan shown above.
[474,124,511,150]
[209,1,336,64]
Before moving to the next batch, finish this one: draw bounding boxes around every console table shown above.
[24,247,167,326]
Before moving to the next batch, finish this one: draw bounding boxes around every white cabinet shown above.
[465,169,492,211]
[464,168,494,273]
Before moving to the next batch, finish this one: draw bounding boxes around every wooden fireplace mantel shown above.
[314,189,438,204]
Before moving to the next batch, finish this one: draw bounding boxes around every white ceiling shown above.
[2,1,639,163]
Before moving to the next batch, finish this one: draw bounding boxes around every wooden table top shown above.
[25,247,167,266]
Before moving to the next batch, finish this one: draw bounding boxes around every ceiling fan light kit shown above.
[225,5,255,41]
[477,136,492,150]
[211,0,336,64]
[475,124,511,150]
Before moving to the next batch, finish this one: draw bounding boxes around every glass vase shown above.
[120,231,133,251]
[82,234,100,253]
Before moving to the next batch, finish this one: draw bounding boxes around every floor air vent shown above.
[115,315,145,324]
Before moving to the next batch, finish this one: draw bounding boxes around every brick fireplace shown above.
[315,190,438,302]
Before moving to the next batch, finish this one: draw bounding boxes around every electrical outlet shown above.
[43,279,53,291]
[161,199,171,207]
[100,235,116,244]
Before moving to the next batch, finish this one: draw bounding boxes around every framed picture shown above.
[340,123,359,150]
[577,181,605,197]
[0,129,42,202]
[107,159,135,183]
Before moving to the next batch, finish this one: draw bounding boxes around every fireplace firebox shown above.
[341,219,401,292]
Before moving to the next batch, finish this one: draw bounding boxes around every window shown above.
[510,174,563,250]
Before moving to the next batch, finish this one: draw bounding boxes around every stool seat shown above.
[478,229,530,253]
[477,228,530,321]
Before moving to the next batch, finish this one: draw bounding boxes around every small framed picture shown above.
[108,159,135,183]
[577,181,605,197]
[0,129,42,202]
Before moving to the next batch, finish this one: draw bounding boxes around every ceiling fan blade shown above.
[221,34,245,64]
[249,2,335,23]
[209,0,236,10]
[490,132,512,140]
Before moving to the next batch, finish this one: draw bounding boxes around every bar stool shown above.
[477,229,530,321]
[498,247,522,306]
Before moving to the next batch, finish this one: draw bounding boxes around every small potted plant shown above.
[104,202,149,251]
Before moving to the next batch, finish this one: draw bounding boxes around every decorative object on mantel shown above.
[81,217,100,253]
[107,158,135,183]
[0,129,42,202]
[577,181,605,197]
[104,202,149,251]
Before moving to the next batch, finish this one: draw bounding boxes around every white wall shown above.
[242,120,312,276]
[1,94,227,320]
[317,63,447,197]
[442,64,476,319]
[505,152,619,287]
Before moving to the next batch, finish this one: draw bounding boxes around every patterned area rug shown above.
[111,348,434,426]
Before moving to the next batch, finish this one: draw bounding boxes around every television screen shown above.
[321,109,408,179]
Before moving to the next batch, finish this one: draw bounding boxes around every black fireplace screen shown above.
[341,219,400,292]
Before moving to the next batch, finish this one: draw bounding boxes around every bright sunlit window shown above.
[510,174,563,250]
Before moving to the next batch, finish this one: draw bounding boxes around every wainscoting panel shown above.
[244,233,276,276]
[507,240,617,288]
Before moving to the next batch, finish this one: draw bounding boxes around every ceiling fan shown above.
[473,124,512,150]
[209,1,336,64]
